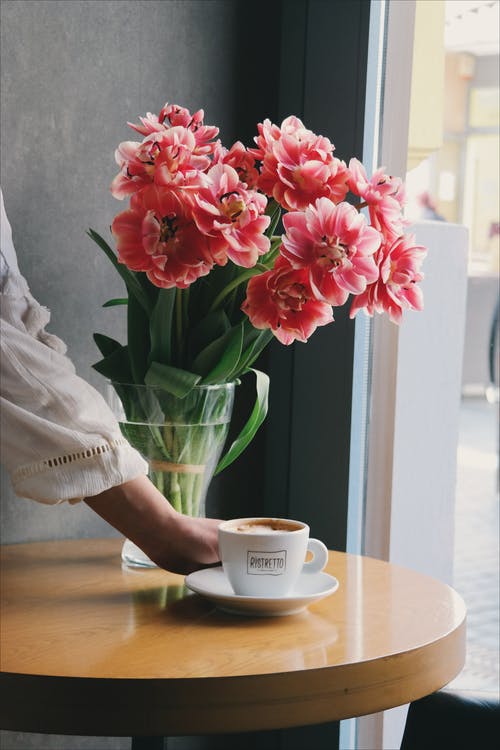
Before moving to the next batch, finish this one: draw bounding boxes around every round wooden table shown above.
[0,538,466,738]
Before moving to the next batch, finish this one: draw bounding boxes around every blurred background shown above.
[404,0,499,694]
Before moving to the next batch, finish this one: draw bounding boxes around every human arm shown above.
[0,277,221,573]
[0,279,221,572]
[0,189,220,573]
[85,475,220,574]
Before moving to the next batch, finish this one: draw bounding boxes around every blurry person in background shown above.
[417,191,446,221]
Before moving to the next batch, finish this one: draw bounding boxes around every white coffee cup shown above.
[218,517,329,597]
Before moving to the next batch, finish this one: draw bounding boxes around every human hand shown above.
[85,475,221,575]
[152,512,221,574]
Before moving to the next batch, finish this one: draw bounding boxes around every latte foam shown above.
[235,519,302,534]
[236,523,283,534]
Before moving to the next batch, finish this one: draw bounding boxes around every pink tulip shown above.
[251,116,349,211]
[213,141,260,189]
[250,116,312,161]
[128,102,219,156]
[281,198,381,306]
[159,103,219,155]
[241,256,334,345]
[111,127,210,200]
[349,233,427,324]
[153,127,211,187]
[249,117,283,160]
[110,140,157,199]
[348,158,407,239]
[105,103,426,330]
[193,163,270,268]
[126,111,164,136]
[111,185,225,289]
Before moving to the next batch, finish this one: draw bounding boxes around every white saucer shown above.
[185,567,339,616]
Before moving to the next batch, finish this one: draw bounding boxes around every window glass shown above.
[406,0,499,693]
[469,86,500,127]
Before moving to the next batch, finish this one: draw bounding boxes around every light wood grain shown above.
[0,539,466,736]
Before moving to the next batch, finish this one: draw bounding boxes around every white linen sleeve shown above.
[0,190,148,505]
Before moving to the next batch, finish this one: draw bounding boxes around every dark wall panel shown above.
[265,0,370,554]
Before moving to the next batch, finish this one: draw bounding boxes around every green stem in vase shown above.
[150,469,165,497]
[174,425,191,516]
[163,423,174,457]
[183,471,196,517]
[169,473,182,513]
[190,422,206,517]
[192,472,205,517]
[120,384,235,522]
[149,424,170,459]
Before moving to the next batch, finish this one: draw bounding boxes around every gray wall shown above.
[0,0,241,546]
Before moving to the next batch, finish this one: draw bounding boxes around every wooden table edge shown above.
[0,615,466,736]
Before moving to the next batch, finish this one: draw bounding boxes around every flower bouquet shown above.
[89,102,427,528]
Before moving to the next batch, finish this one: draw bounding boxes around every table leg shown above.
[131,737,166,750]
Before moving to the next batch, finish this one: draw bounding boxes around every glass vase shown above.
[107,381,235,567]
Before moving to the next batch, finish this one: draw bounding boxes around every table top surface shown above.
[0,538,466,736]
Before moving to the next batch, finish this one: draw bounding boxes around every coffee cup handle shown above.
[302,538,329,574]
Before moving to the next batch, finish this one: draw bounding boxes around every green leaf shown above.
[145,361,201,398]
[264,198,282,239]
[191,323,243,380]
[201,323,244,384]
[92,344,133,383]
[93,332,122,359]
[237,329,274,375]
[137,270,160,309]
[214,368,270,475]
[207,268,265,313]
[87,229,152,315]
[260,237,282,270]
[127,292,151,384]
[149,287,176,366]
[92,335,134,417]
[188,262,242,320]
[187,310,231,363]
[102,298,128,307]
